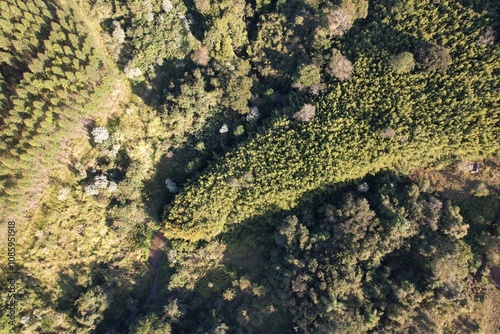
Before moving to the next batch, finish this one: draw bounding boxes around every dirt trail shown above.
[126,231,166,325]
[144,231,166,304]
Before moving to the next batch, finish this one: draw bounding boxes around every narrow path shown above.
[126,230,166,325]
[143,231,167,304]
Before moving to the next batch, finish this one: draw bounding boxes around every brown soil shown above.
[126,231,166,324]
[409,159,500,202]
[148,231,166,269]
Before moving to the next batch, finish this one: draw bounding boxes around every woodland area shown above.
[0,0,499,333]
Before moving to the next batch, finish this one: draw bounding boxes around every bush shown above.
[414,42,452,72]
[470,182,490,197]
[234,125,245,136]
[389,52,415,74]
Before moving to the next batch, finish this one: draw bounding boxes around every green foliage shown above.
[0,0,114,220]
[414,42,452,72]
[130,313,172,334]
[294,63,322,89]
[75,286,110,330]
[201,0,248,62]
[267,175,475,332]
[118,0,198,80]
[164,0,499,242]
[389,51,416,74]
[469,182,490,197]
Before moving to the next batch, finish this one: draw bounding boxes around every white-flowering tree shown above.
[85,184,99,196]
[107,181,118,193]
[167,249,177,263]
[94,175,109,189]
[124,67,143,79]
[91,127,110,144]
[246,107,260,122]
[219,124,229,134]
[145,12,154,22]
[162,0,173,12]
[85,175,111,196]
[357,182,369,192]
[165,178,178,193]
[112,22,126,44]
[57,188,71,201]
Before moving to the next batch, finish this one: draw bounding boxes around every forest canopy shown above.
[0,0,499,333]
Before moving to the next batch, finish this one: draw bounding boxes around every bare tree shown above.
[327,8,353,36]
[293,104,316,122]
[477,26,495,46]
[328,50,353,81]
[194,0,210,13]
[192,45,210,66]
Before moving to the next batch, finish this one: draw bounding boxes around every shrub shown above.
[389,52,415,74]
[294,64,321,89]
[414,42,452,72]
[234,125,245,136]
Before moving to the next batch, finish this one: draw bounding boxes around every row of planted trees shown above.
[0,0,114,219]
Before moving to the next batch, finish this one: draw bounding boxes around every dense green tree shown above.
[414,42,452,72]
[389,51,416,74]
